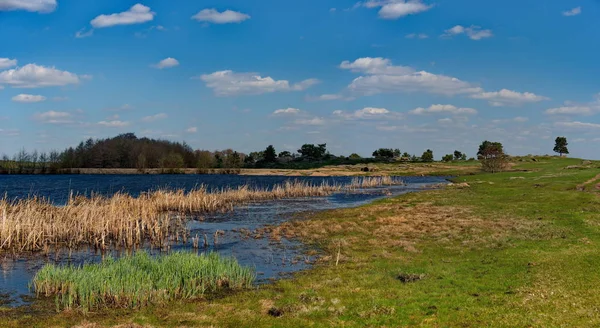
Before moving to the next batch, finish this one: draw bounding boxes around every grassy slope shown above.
[2,157,600,327]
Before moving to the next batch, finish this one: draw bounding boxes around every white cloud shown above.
[0,0,56,13]
[410,104,477,115]
[405,33,428,39]
[98,120,130,127]
[153,57,179,69]
[191,9,250,24]
[545,106,594,115]
[197,70,318,96]
[342,57,481,96]
[333,107,402,120]
[75,28,94,39]
[91,4,155,28]
[294,117,325,126]
[563,7,581,16]
[363,0,433,19]
[0,64,81,88]
[142,113,168,122]
[0,58,17,69]
[470,89,548,106]
[12,94,46,103]
[443,25,493,40]
[272,108,301,116]
[316,94,344,101]
[186,127,198,133]
[340,57,413,75]
[33,111,72,124]
[554,121,600,130]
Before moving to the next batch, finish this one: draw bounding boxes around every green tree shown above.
[553,137,569,156]
[298,144,327,159]
[372,148,395,159]
[453,150,463,161]
[160,152,184,168]
[478,140,507,173]
[348,153,362,160]
[264,145,277,162]
[421,149,434,162]
[442,154,454,162]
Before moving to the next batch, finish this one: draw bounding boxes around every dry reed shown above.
[0,180,347,253]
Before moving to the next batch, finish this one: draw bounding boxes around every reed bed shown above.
[32,251,255,312]
[0,180,345,252]
[348,176,404,189]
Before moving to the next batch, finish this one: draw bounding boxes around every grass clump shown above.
[31,251,255,312]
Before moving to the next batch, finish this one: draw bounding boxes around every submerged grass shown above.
[32,252,255,312]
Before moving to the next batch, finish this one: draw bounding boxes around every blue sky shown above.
[1,0,599,159]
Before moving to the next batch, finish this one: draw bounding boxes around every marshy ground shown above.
[1,157,600,327]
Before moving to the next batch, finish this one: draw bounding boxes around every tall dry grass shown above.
[0,180,345,252]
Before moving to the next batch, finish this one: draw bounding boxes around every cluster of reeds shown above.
[348,176,404,189]
[0,180,344,252]
[32,251,255,312]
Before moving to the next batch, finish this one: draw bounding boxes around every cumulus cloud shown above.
[563,7,581,16]
[272,108,301,116]
[0,0,56,13]
[98,120,130,127]
[12,94,46,103]
[363,0,433,19]
[410,104,477,115]
[470,89,548,106]
[0,58,17,69]
[0,64,81,88]
[443,25,493,40]
[186,127,198,133]
[341,57,481,96]
[197,70,318,96]
[141,113,167,122]
[33,111,72,124]
[333,107,402,120]
[91,4,155,28]
[153,57,179,69]
[191,9,250,24]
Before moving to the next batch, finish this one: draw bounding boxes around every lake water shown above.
[0,174,448,306]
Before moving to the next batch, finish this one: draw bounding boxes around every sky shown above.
[0,0,599,159]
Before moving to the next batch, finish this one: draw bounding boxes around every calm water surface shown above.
[0,174,448,306]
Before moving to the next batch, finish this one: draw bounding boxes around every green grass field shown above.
[1,156,599,327]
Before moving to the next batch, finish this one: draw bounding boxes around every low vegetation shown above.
[32,252,255,312]
[0,177,399,253]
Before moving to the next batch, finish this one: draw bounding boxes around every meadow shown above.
[1,157,599,327]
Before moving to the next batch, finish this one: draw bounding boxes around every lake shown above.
[0,174,448,306]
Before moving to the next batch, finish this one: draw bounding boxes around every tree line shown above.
[0,133,571,173]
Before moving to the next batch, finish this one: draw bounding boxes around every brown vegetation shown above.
[0,181,346,253]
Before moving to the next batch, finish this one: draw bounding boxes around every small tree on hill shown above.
[553,137,569,156]
[477,140,508,173]
[348,153,362,160]
[421,149,434,162]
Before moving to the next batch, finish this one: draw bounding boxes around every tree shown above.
[348,153,362,160]
[278,151,292,158]
[478,140,508,173]
[442,154,454,162]
[453,150,463,161]
[421,149,434,162]
[298,144,327,160]
[264,145,277,162]
[553,137,569,156]
[372,148,395,159]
